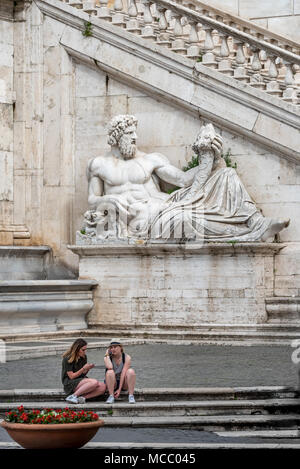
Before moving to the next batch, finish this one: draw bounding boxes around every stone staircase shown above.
[1,387,300,435]
[56,0,300,105]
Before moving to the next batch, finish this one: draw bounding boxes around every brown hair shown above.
[63,338,87,364]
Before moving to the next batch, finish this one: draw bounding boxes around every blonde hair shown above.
[63,338,87,364]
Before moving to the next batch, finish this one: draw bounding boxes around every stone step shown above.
[0,386,297,403]
[96,414,300,431]
[86,327,300,346]
[2,441,300,449]
[3,323,300,345]
[1,399,299,419]
[215,429,300,438]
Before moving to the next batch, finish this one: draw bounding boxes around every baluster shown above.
[111,0,127,28]
[259,49,268,75]
[201,25,217,68]
[282,62,298,104]
[156,5,171,47]
[170,12,187,55]
[68,0,83,8]
[126,0,141,34]
[294,64,300,86]
[249,48,265,89]
[135,0,144,21]
[233,40,249,82]
[140,0,156,40]
[217,33,233,75]
[265,55,282,97]
[82,0,97,15]
[186,21,200,60]
[97,0,113,20]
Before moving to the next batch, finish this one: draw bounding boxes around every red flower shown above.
[18,405,24,412]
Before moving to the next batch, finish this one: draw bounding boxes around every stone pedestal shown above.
[68,243,284,327]
[0,280,98,334]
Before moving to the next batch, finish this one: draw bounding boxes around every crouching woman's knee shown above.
[126,368,136,378]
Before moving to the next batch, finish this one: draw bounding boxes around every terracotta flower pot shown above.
[1,419,104,449]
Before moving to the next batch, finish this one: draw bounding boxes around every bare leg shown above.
[74,379,99,397]
[122,368,136,395]
[83,382,106,399]
[105,370,117,396]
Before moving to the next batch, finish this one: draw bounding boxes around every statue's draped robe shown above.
[149,166,270,241]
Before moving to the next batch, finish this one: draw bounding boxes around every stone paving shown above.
[1,343,299,389]
[1,342,299,447]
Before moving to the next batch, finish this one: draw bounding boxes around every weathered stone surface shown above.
[0,279,97,334]
[0,0,298,335]
[69,243,283,326]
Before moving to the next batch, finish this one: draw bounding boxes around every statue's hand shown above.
[211,135,223,158]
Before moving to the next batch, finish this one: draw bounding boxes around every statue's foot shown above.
[261,218,290,242]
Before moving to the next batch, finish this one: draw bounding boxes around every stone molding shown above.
[266,297,300,321]
[0,279,98,334]
[68,242,285,257]
[0,246,50,256]
[0,279,98,292]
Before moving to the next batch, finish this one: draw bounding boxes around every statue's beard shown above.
[119,138,137,159]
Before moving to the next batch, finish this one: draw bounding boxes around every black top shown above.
[61,355,87,395]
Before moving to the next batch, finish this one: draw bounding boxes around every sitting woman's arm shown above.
[67,363,91,380]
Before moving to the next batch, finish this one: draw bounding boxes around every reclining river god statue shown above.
[78,114,289,243]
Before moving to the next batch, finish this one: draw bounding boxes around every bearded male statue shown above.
[82,114,289,242]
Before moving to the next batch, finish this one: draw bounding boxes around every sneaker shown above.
[77,396,86,404]
[128,394,135,404]
[65,394,79,404]
[105,395,115,404]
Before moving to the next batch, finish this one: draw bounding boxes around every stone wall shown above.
[0,0,299,301]
[0,4,14,244]
[202,0,300,42]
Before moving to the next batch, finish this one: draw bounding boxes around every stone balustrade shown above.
[174,0,300,55]
[59,0,300,104]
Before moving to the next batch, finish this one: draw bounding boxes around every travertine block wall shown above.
[202,0,300,42]
[0,5,14,244]
[0,0,299,300]
[74,63,300,243]
[73,244,279,326]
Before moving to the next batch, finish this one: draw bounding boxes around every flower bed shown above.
[5,405,99,424]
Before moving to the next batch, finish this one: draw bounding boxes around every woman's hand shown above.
[83,363,94,373]
[114,388,121,399]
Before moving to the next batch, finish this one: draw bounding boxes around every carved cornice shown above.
[68,243,286,257]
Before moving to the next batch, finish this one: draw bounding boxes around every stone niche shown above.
[69,242,284,327]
